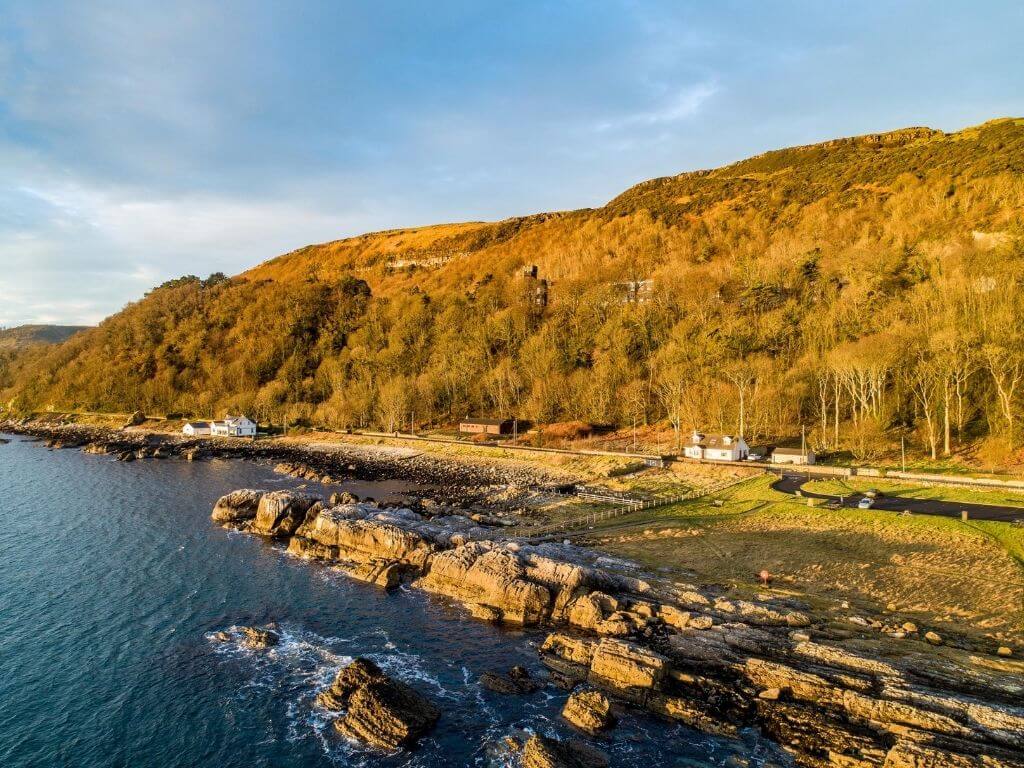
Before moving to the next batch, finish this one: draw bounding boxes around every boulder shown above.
[480,665,540,695]
[212,489,265,524]
[318,658,440,750]
[123,410,146,427]
[522,735,609,768]
[562,689,615,733]
[251,491,321,537]
[239,626,280,649]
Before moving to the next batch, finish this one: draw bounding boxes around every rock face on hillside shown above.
[211,488,1024,768]
[316,658,440,750]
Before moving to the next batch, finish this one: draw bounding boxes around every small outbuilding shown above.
[182,421,211,436]
[459,418,514,436]
[772,446,815,465]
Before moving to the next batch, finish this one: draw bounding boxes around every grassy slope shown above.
[0,325,89,350]
[586,475,1024,639]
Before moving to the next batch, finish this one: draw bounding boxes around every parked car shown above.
[857,497,874,509]
[746,452,763,462]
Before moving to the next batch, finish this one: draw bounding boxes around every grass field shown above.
[583,476,1024,641]
[803,477,1024,509]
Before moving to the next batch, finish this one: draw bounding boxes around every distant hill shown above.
[0,325,89,350]
[3,118,1024,463]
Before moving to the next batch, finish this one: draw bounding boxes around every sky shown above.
[1,1,1022,327]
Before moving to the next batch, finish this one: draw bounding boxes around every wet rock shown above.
[924,631,943,646]
[239,626,280,649]
[522,734,609,768]
[562,688,615,733]
[212,489,265,524]
[479,666,539,695]
[997,646,1013,657]
[318,658,440,750]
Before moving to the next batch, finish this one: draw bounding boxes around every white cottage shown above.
[182,421,212,436]
[683,431,749,462]
[210,415,257,438]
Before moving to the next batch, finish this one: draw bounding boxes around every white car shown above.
[746,453,763,462]
[857,497,874,509]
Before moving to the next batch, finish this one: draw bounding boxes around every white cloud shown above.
[595,80,719,133]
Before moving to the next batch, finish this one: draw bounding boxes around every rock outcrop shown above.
[211,489,265,523]
[317,658,440,750]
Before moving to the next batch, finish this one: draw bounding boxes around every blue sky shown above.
[1,1,1022,326]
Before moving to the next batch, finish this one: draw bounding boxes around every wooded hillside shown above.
[5,118,1024,464]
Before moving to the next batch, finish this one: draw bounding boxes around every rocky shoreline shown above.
[0,419,565,509]
[210,486,1024,768]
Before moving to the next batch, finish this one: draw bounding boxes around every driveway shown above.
[771,473,1024,523]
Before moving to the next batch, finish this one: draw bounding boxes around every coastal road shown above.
[771,473,1024,523]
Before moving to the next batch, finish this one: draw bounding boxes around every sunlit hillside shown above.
[4,118,1024,464]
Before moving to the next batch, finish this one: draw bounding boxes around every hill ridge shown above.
[4,117,1024,465]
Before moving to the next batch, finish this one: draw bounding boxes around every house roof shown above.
[773,447,812,456]
[688,433,743,448]
[460,418,512,426]
[184,421,210,428]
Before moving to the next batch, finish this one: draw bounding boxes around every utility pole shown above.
[801,424,806,460]
[633,416,637,452]
[410,411,414,435]
[901,436,906,472]
[513,418,518,442]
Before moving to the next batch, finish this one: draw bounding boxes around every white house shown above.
[771,446,815,465]
[182,421,211,436]
[683,431,749,462]
[210,415,257,438]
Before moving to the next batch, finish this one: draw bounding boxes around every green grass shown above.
[803,477,1024,509]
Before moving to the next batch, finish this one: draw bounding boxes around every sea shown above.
[0,433,791,767]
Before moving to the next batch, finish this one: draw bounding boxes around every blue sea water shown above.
[0,435,789,767]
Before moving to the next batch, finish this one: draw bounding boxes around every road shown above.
[771,473,1024,523]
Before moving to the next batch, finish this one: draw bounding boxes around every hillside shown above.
[4,118,1024,464]
[0,325,89,350]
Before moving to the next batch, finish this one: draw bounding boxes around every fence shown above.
[520,474,752,541]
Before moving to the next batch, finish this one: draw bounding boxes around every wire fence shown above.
[520,475,751,541]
